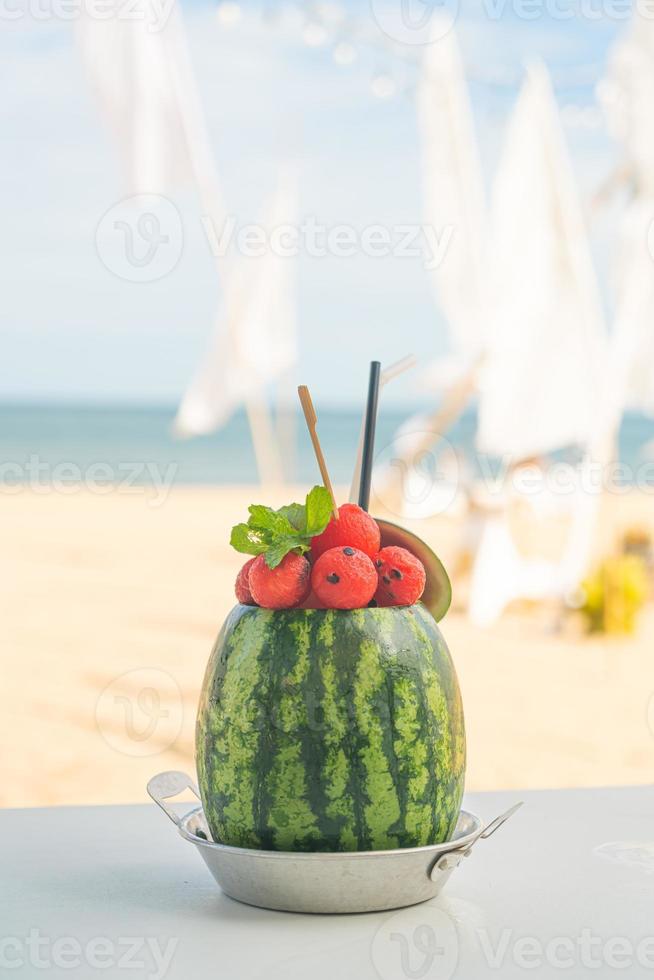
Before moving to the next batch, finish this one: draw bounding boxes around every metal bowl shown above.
[148,772,522,914]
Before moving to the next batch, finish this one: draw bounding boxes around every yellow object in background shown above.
[581,556,649,635]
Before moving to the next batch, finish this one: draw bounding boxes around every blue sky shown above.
[1,0,629,407]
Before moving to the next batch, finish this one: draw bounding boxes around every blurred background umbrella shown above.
[173,171,298,484]
[76,0,296,483]
[477,63,607,461]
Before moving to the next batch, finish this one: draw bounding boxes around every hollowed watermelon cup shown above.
[196,602,465,853]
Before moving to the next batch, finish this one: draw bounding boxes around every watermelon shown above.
[196,604,465,852]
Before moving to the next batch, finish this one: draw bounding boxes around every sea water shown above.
[0,403,651,488]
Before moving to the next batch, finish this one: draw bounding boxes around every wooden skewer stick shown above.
[297,385,339,521]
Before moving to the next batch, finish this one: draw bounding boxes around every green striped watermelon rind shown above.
[196,603,465,854]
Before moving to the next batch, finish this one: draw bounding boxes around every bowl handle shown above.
[147,771,201,828]
[429,801,523,882]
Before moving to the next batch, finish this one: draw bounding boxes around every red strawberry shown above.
[235,557,257,605]
[249,552,311,609]
[311,546,377,610]
[310,504,380,561]
[374,546,426,607]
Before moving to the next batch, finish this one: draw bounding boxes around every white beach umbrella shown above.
[173,174,298,482]
[467,65,608,626]
[417,19,487,365]
[476,64,607,461]
[376,22,485,514]
[382,19,485,502]
[601,1,654,199]
[77,0,293,481]
[608,202,654,422]
[599,6,654,424]
[76,0,220,209]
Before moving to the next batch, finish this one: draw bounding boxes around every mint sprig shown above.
[230,485,334,569]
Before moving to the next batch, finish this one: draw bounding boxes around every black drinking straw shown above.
[358,361,381,512]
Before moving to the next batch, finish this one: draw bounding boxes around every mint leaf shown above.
[230,487,335,568]
[248,504,295,536]
[264,536,310,569]
[305,485,334,535]
[277,502,306,533]
[230,523,269,556]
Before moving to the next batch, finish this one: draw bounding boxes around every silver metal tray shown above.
[148,771,521,914]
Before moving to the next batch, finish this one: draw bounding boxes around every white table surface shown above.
[2,786,653,979]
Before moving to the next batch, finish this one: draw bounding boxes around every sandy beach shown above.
[2,484,654,809]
